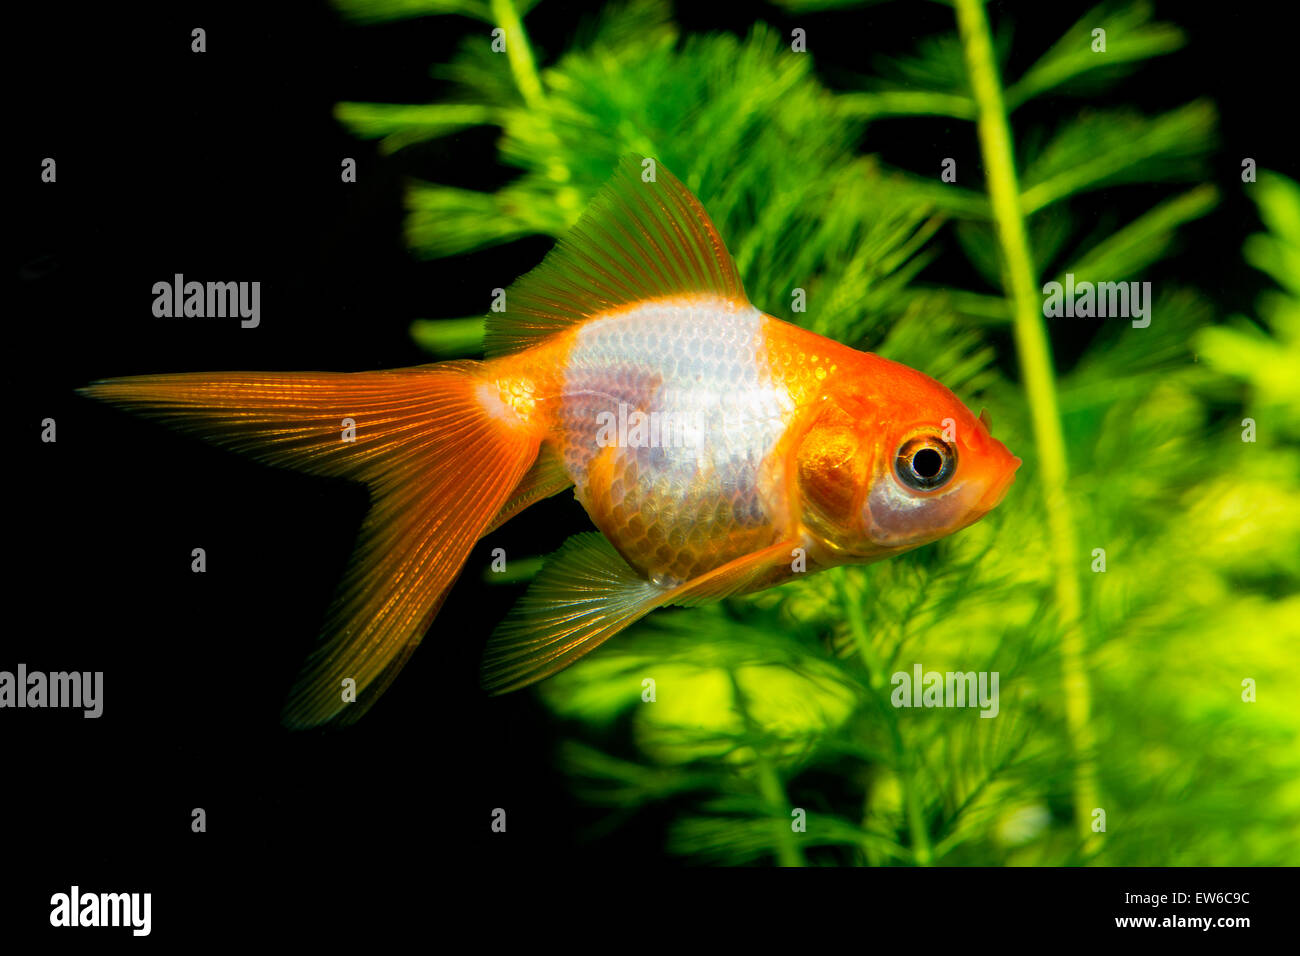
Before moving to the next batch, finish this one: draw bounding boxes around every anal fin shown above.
[481,533,664,694]
[480,442,572,538]
[481,533,798,694]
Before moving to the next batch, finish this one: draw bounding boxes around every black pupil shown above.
[912,447,943,479]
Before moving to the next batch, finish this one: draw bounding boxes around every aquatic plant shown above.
[329,0,1300,865]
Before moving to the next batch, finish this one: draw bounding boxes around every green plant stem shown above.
[952,0,1100,857]
[488,0,582,213]
[834,568,933,866]
[838,91,977,121]
[489,0,545,110]
[728,671,805,867]
[410,317,486,357]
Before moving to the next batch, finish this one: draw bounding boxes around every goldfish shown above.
[80,157,1020,728]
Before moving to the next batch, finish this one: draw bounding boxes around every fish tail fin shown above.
[78,362,541,727]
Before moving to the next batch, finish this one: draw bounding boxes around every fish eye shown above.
[895,435,957,491]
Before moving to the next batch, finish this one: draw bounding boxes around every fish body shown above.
[490,297,790,587]
[489,296,1017,590]
[81,157,1019,724]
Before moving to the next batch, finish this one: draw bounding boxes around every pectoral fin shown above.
[665,538,802,607]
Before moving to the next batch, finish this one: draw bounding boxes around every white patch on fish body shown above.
[558,296,792,577]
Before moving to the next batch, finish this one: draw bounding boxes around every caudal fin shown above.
[79,362,539,727]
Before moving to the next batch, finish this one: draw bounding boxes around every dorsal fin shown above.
[485,155,749,357]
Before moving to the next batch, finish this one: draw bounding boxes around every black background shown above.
[9,0,1295,939]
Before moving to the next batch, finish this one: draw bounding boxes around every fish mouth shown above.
[976,455,1021,513]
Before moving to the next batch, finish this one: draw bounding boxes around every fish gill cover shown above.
[326,0,1298,866]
